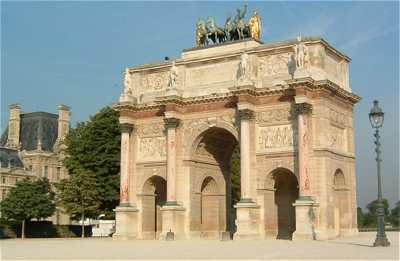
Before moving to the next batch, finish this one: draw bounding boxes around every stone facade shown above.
[0,104,71,225]
[113,37,360,240]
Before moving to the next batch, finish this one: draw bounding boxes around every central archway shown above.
[189,127,239,239]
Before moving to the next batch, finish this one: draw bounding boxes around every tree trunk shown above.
[21,219,26,239]
[81,212,85,238]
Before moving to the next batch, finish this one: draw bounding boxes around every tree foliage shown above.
[230,146,241,204]
[359,199,392,228]
[390,201,400,227]
[56,169,101,237]
[56,169,101,219]
[63,107,121,216]
[0,178,55,238]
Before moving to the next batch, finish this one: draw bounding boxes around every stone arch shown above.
[332,168,349,237]
[188,125,239,238]
[140,175,166,239]
[186,121,239,159]
[199,176,223,238]
[333,169,346,188]
[261,167,299,239]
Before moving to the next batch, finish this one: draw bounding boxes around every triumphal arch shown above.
[113,9,360,240]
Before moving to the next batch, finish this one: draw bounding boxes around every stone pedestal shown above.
[292,199,318,240]
[234,202,260,240]
[113,206,139,239]
[119,94,137,103]
[160,205,185,240]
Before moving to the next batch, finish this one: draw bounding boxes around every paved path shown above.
[1,232,398,260]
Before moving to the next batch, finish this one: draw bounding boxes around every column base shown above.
[160,204,185,240]
[374,234,391,247]
[113,205,139,240]
[292,198,319,240]
[233,201,260,240]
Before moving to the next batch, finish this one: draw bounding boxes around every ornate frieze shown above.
[324,125,345,151]
[138,137,166,162]
[142,72,168,91]
[257,125,297,152]
[137,123,164,137]
[256,108,293,126]
[258,53,291,77]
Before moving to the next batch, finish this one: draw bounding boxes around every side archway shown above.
[141,175,167,239]
[200,176,222,238]
[333,169,349,237]
[262,168,298,239]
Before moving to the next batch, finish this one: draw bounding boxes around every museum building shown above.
[0,104,71,224]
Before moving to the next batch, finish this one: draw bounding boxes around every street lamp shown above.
[369,100,390,247]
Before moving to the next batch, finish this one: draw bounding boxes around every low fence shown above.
[359,227,399,232]
[0,220,92,239]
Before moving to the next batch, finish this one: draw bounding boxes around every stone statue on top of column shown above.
[168,61,178,89]
[236,52,252,86]
[294,36,308,69]
[123,68,132,95]
[119,68,136,103]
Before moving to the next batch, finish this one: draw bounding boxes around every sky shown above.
[1,1,399,209]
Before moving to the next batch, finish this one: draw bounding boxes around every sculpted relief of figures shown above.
[137,123,166,161]
[257,125,297,152]
[329,108,346,128]
[138,137,166,161]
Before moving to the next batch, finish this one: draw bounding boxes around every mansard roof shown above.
[0,147,24,168]
[19,112,58,152]
[0,111,59,152]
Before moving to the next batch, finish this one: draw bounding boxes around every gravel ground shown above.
[0,232,398,260]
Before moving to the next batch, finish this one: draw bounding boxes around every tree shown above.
[357,207,364,228]
[390,201,400,227]
[0,178,55,239]
[230,146,241,204]
[63,107,121,217]
[363,198,390,227]
[56,169,101,237]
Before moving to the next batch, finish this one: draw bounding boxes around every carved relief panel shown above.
[257,125,297,153]
[137,123,166,162]
[185,61,236,87]
[258,53,291,78]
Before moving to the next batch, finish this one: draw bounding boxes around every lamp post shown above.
[369,100,390,247]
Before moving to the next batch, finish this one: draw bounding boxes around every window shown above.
[2,177,6,184]
[44,166,48,178]
[56,167,61,180]
[2,189,6,199]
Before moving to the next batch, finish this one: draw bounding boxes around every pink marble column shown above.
[164,117,180,205]
[119,123,133,206]
[296,103,313,200]
[238,109,254,202]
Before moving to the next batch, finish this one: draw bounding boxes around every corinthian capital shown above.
[164,117,180,129]
[120,123,134,133]
[238,109,255,120]
[295,102,313,115]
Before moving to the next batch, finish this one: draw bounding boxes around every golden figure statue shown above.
[249,10,262,40]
